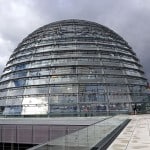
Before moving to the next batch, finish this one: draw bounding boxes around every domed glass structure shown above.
[0,19,149,116]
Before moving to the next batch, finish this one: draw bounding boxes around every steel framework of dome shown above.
[0,19,149,116]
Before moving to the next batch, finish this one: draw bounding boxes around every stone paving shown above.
[108,114,150,150]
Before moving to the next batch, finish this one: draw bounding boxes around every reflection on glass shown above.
[22,97,48,105]
[22,105,48,115]
[3,106,22,115]
[0,20,148,116]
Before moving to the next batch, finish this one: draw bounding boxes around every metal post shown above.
[11,143,14,150]
[105,91,109,116]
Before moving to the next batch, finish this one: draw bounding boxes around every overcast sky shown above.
[0,0,150,81]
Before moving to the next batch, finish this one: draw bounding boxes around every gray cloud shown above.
[0,0,150,81]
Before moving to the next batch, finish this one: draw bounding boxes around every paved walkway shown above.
[108,114,150,150]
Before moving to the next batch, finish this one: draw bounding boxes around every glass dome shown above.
[0,19,148,116]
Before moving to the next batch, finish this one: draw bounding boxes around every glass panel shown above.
[76,44,97,49]
[22,105,48,115]
[79,85,105,93]
[103,69,123,75]
[51,67,76,74]
[40,70,50,76]
[0,100,6,106]
[131,95,147,102]
[105,77,125,83]
[3,106,22,115]
[79,93,105,102]
[0,81,9,89]
[121,55,135,62]
[123,63,139,69]
[109,103,129,111]
[13,55,32,64]
[107,85,128,93]
[129,85,143,92]
[29,69,41,76]
[26,78,49,85]
[50,75,77,83]
[7,89,24,96]
[31,60,50,68]
[102,60,120,66]
[6,97,23,106]
[0,90,8,97]
[0,74,12,81]
[15,63,28,71]
[3,68,12,74]
[24,87,48,95]
[78,75,103,82]
[76,50,98,57]
[50,85,77,94]
[78,67,102,74]
[22,97,48,105]
[29,69,50,76]
[50,95,77,104]
[127,78,146,85]
[13,71,27,78]
[108,94,129,103]
[50,105,77,113]
[125,70,141,77]
[13,79,26,87]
